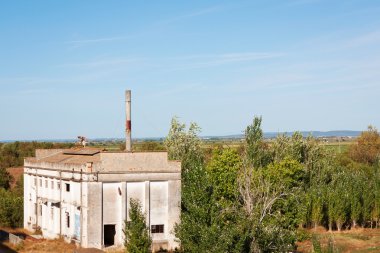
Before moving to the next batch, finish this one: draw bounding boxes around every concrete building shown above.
[23,91,181,251]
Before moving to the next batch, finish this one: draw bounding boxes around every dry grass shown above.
[19,238,77,253]
[297,228,380,253]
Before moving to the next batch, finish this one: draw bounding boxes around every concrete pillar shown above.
[145,181,150,228]
[125,90,132,152]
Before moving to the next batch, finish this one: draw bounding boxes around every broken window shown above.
[66,212,70,228]
[151,224,164,233]
[57,182,60,190]
[65,183,70,192]
[104,224,116,246]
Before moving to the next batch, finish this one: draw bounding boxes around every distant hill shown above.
[1,130,361,143]
[202,130,361,140]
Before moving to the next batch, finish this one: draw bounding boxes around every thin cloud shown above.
[58,58,143,69]
[158,52,284,72]
[64,5,226,48]
[155,5,226,26]
[287,0,321,6]
[66,36,125,44]
[343,30,380,48]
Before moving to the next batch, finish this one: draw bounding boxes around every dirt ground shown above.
[6,167,24,189]
[0,227,77,253]
[2,227,380,252]
[297,227,380,253]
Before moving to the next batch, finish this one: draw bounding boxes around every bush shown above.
[123,198,151,253]
[0,188,23,227]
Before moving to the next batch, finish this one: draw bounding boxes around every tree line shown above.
[163,116,380,252]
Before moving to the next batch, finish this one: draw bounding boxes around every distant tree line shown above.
[164,116,380,252]
[0,141,74,169]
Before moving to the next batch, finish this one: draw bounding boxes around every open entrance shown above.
[104,224,116,247]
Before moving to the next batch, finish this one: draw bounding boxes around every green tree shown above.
[0,188,23,227]
[245,116,271,168]
[207,148,242,206]
[164,117,202,161]
[123,198,151,253]
[238,117,299,252]
[165,117,215,252]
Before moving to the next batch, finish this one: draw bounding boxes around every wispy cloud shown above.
[66,36,126,44]
[64,5,226,49]
[287,0,322,6]
[156,5,225,26]
[64,36,130,49]
[58,57,143,69]
[343,30,380,48]
[157,52,284,72]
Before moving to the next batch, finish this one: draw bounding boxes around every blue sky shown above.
[1,0,379,140]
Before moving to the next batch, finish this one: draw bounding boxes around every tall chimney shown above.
[125,90,132,152]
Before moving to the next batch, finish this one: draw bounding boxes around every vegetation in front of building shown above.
[123,198,152,253]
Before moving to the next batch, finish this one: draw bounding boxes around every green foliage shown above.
[245,116,271,168]
[0,188,23,227]
[123,198,151,253]
[312,235,339,253]
[312,234,322,253]
[165,117,213,252]
[164,117,202,161]
[207,148,242,205]
[167,115,380,252]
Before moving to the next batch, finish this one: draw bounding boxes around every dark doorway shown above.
[104,224,116,246]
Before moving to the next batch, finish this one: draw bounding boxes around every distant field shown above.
[322,141,354,154]
[87,138,356,154]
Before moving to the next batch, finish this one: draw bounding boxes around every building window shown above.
[39,179,42,187]
[45,179,48,188]
[66,212,70,228]
[51,181,54,189]
[34,203,37,215]
[39,204,42,216]
[57,182,60,190]
[151,224,164,233]
[34,178,37,186]
[65,183,70,192]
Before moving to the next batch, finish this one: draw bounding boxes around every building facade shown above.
[23,148,181,251]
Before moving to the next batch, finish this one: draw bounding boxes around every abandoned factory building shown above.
[23,90,181,251]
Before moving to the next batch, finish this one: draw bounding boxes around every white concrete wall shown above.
[126,182,146,219]
[150,181,168,242]
[103,183,123,247]
[85,182,102,249]
[167,180,181,250]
